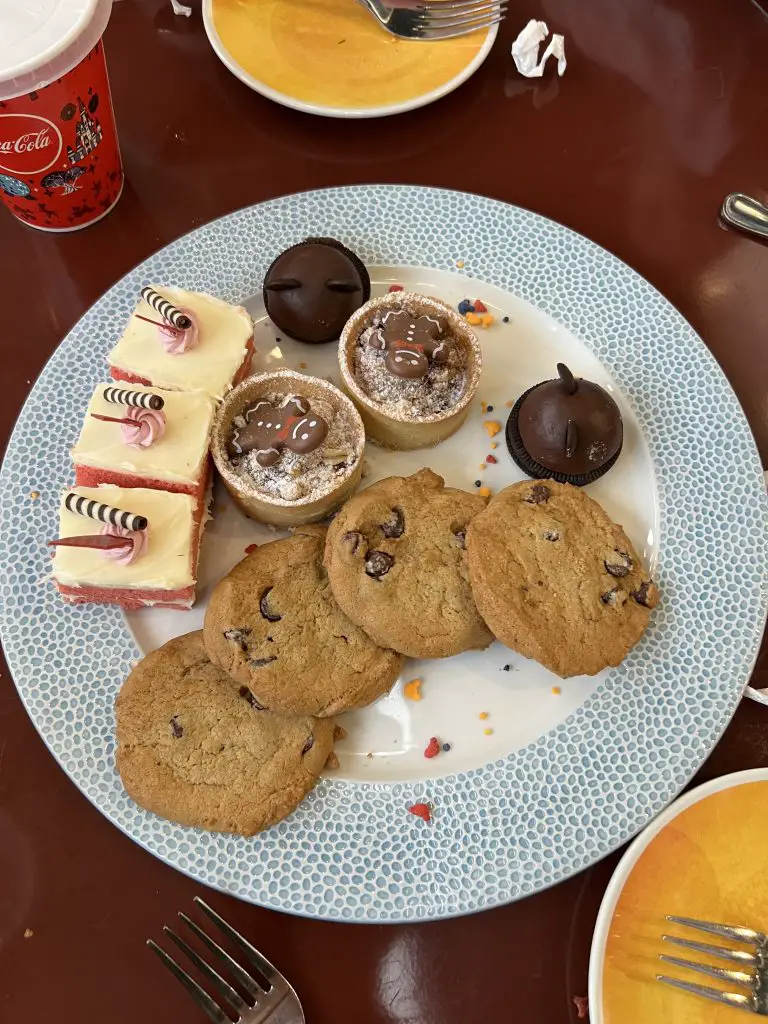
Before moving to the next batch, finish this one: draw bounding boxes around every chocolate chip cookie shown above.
[466,481,659,677]
[324,468,494,658]
[203,526,403,716]
[115,631,335,835]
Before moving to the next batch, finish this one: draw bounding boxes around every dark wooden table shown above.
[1,1,767,1021]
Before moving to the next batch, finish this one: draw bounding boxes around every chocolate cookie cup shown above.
[211,370,365,526]
[338,292,482,450]
[263,238,371,344]
[505,363,623,486]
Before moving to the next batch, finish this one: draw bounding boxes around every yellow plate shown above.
[203,0,497,118]
[589,769,768,1024]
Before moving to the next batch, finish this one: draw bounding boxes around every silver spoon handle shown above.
[721,192,768,240]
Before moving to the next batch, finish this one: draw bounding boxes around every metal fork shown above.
[358,0,507,40]
[657,915,768,1015]
[149,897,305,1024]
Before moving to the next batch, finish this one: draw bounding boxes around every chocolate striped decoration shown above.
[103,386,164,411]
[140,286,192,330]
[64,492,148,533]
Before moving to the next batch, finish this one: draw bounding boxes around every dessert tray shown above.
[1,185,766,922]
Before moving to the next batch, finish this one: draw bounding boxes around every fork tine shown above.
[666,915,764,945]
[663,934,759,966]
[417,1,501,21]
[179,912,264,1001]
[147,940,229,1024]
[659,954,756,989]
[417,14,504,38]
[195,898,282,988]
[657,974,755,1012]
[417,2,504,24]
[164,926,250,1016]
[418,0,495,8]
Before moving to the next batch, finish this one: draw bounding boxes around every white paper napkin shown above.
[511,19,567,79]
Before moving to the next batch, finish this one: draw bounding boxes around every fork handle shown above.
[721,193,768,241]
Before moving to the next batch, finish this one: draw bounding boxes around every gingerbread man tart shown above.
[339,292,482,450]
[211,370,365,526]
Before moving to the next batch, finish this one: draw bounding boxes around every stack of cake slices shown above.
[51,286,254,610]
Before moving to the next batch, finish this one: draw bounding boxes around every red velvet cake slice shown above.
[51,486,203,610]
[107,286,254,400]
[72,383,214,508]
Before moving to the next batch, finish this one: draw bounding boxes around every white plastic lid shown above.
[0,0,113,101]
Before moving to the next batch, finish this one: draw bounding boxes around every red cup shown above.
[0,0,123,231]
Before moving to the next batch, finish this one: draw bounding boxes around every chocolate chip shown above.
[301,734,314,755]
[170,715,183,738]
[223,628,250,652]
[604,551,633,578]
[364,550,394,578]
[631,581,653,607]
[342,530,364,555]
[249,656,277,668]
[259,587,281,622]
[381,506,404,538]
[543,530,559,542]
[238,686,266,710]
[526,484,550,504]
[601,587,619,605]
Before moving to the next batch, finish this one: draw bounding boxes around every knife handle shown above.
[721,192,768,241]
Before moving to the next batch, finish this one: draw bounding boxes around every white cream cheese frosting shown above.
[71,384,215,486]
[53,486,196,591]
[107,287,253,400]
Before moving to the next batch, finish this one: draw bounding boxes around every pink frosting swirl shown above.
[159,308,199,354]
[120,406,166,449]
[100,523,148,565]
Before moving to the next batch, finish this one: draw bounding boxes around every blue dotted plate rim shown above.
[1,185,766,922]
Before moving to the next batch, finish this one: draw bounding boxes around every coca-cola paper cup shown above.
[0,0,123,231]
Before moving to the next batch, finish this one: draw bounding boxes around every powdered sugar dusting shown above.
[353,306,469,419]
[230,395,359,502]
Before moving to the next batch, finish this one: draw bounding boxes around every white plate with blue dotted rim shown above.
[1,186,766,922]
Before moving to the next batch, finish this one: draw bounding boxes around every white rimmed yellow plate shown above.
[590,769,768,1024]
[202,0,497,118]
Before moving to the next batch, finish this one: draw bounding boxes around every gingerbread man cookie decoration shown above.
[369,310,450,379]
[230,395,329,467]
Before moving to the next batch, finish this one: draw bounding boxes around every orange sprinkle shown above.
[483,421,501,438]
[478,486,491,497]
[478,463,485,470]
[465,312,481,326]
[551,686,562,695]
[479,314,495,328]
[479,711,489,720]
[403,678,423,702]
[456,259,465,269]
[483,728,494,736]
[299,361,308,369]
[506,400,514,407]
[491,442,498,449]
[29,490,40,500]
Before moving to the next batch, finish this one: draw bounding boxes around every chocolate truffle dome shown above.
[506,363,623,485]
[263,237,370,344]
